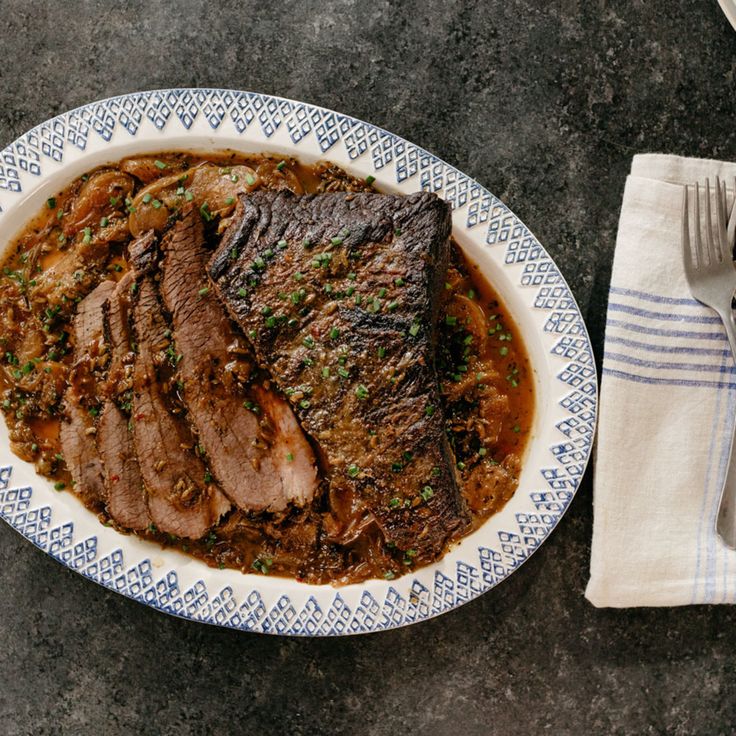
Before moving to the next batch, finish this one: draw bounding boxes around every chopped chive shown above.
[286,452,294,462]
[200,203,213,222]
[347,464,360,478]
[467,289,476,299]
[347,272,357,281]
[109,195,119,206]
[445,315,457,326]
[198,286,210,296]
[293,272,303,281]
[237,287,247,297]
[355,384,369,400]
[331,236,343,247]
[366,175,376,185]
[277,239,288,249]
[82,227,92,244]
[425,405,435,416]
[47,197,56,209]
[409,323,420,337]
[152,199,162,209]
[478,447,487,457]
[265,316,277,328]
[303,336,315,348]
[299,399,311,409]
[322,366,330,378]
[142,193,152,204]
[378,287,387,298]
[276,160,286,171]
[338,366,350,378]
[185,190,194,201]
[386,301,398,312]
[329,327,339,340]
[154,159,167,169]
[420,486,434,501]
[394,277,405,286]
[388,497,401,508]
[499,346,509,356]
[54,482,65,490]
[377,346,386,359]
[513,424,521,433]
[245,174,256,186]
[204,471,212,483]
[100,216,109,227]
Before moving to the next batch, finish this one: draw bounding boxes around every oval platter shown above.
[0,89,597,635]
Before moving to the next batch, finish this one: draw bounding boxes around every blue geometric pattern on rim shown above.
[0,89,597,635]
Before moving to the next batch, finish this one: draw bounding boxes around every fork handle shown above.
[716,306,736,548]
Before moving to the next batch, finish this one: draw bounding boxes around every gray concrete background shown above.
[1,1,736,734]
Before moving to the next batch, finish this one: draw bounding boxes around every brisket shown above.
[59,279,115,509]
[210,191,470,559]
[129,232,231,538]
[158,209,317,512]
[97,272,150,530]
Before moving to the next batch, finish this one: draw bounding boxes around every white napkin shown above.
[586,153,736,607]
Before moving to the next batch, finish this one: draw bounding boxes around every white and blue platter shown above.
[0,89,597,635]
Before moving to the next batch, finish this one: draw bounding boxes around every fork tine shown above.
[706,178,718,264]
[682,185,694,276]
[694,180,703,269]
[716,176,728,262]
[722,176,728,226]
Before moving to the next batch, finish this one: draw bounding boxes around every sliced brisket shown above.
[129,232,230,538]
[159,209,317,512]
[210,191,470,559]
[97,272,150,530]
[59,279,115,509]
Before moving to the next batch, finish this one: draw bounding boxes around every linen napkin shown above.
[586,153,736,607]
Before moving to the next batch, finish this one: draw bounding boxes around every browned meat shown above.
[129,232,230,538]
[59,280,115,509]
[210,190,470,559]
[97,273,150,530]
[158,209,318,512]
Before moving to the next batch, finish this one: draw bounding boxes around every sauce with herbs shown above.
[0,151,533,584]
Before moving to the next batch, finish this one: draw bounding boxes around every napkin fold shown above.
[586,154,736,607]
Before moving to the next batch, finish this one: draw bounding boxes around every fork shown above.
[682,178,736,548]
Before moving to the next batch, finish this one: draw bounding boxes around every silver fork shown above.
[683,177,736,548]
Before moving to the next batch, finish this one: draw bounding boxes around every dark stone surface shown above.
[1,1,736,734]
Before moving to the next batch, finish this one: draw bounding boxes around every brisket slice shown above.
[159,209,317,512]
[59,279,116,509]
[210,191,470,558]
[129,233,231,538]
[97,272,150,530]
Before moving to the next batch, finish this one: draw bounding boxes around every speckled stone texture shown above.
[1,1,736,734]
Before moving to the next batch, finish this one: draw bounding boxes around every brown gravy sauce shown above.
[0,151,533,584]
